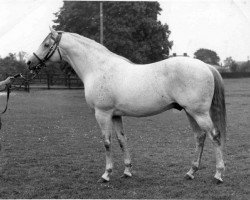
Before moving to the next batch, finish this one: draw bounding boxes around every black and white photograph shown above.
[0,0,249,199]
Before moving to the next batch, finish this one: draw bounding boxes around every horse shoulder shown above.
[84,73,116,110]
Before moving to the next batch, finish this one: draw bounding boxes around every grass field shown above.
[0,78,249,199]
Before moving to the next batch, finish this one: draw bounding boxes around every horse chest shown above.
[84,77,115,110]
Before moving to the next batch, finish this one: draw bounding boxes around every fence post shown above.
[24,71,30,92]
[26,80,30,92]
[68,74,71,89]
[47,74,50,89]
[64,74,68,86]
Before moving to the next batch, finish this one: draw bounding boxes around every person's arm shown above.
[0,77,14,89]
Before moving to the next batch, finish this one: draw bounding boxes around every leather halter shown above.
[30,32,62,74]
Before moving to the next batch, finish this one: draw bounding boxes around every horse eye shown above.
[44,43,50,48]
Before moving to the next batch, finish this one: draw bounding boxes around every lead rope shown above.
[1,84,10,114]
[1,73,25,114]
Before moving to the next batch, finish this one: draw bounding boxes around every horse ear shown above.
[49,26,58,38]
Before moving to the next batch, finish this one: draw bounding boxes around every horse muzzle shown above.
[26,60,44,75]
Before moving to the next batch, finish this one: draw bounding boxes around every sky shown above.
[0,0,250,63]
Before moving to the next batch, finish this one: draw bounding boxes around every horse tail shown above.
[208,65,227,146]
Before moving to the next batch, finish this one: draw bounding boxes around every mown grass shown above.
[0,78,249,199]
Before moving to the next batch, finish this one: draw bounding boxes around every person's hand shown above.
[4,76,14,85]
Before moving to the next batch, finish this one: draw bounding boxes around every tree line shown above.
[193,48,250,72]
[1,48,248,79]
[0,53,27,79]
[1,1,249,77]
[53,1,172,64]
[53,1,249,72]
[0,52,67,79]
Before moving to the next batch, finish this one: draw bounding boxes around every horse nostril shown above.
[27,61,31,66]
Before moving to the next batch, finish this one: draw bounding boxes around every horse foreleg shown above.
[113,116,132,178]
[95,110,113,182]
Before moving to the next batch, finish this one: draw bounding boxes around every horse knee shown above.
[211,129,221,146]
[103,138,111,150]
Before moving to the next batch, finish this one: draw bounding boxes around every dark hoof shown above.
[121,174,132,179]
[184,173,194,180]
[213,177,223,184]
[97,177,109,183]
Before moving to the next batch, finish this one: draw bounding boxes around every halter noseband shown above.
[31,32,62,74]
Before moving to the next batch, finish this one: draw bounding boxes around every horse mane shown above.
[68,32,133,64]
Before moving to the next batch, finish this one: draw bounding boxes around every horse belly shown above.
[114,100,172,117]
[114,83,173,117]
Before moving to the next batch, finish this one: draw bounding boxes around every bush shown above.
[0,53,28,79]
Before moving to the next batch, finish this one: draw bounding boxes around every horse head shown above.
[26,27,62,74]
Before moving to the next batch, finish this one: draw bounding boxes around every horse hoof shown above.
[97,177,109,183]
[213,177,223,184]
[121,173,132,179]
[185,173,194,180]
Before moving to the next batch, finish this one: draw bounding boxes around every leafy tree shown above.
[223,57,240,72]
[0,53,28,79]
[53,2,101,42]
[194,48,220,65]
[17,51,28,63]
[53,1,172,64]
[224,56,234,68]
[230,61,238,72]
[44,61,73,75]
[238,61,250,72]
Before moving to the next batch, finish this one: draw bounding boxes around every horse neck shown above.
[60,33,110,82]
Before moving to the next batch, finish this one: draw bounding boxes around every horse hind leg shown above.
[209,127,225,183]
[112,116,132,178]
[185,113,206,180]
[187,111,225,183]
